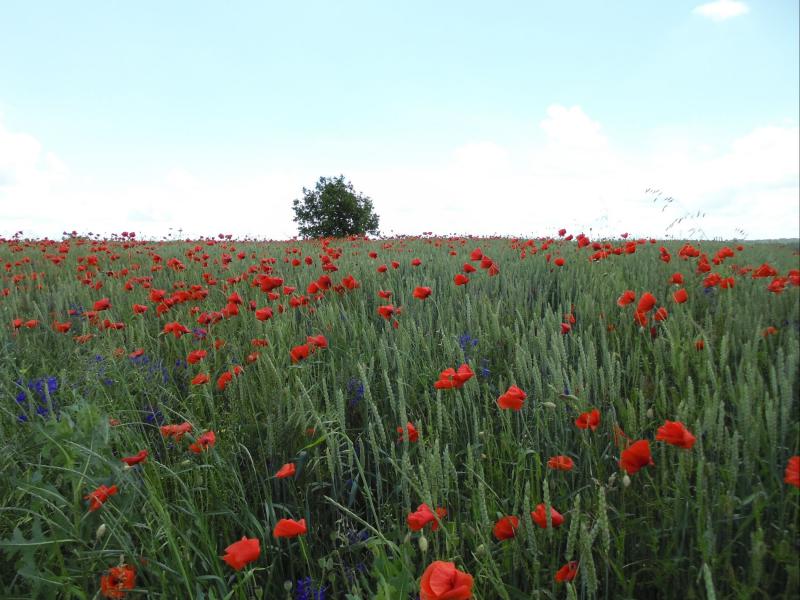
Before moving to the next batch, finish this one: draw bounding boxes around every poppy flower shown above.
[411,258,422,266]
[672,288,688,304]
[191,373,210,385]
[221,537,261,571]
[189,430,216,453]
[637,292,657,313]
[617,290,636,307]
[434,364,474,389]
[463,263,477,273]
[160,422,193,441]
[255,307,273,321]
[100,563,136,598]
[419,560,474,600]
[216,371,233,391]
[547,455,574,471]
[575,409,600,431]
[85,484,118,512]
[653,307,668,322]
[54,321,72,333]
[695,339,705,351]
[619,439,654,474]
[397,422,419,442]
[377,264,388,273]
[93,298,111,311]
[531,504,564,528]
[493,515,520,540]
[560,322,572,334]
[187,350,207,364]
[377,305,399,320]
[763,326,778,337]
[655,421,696,449]
[273,518,307,538]
[307,334,328,349]
[497,385,526,411]
[413,286,432,300]
[407,503,436,531]
[121,450,148,466]
[132,304,147,316]
[378,290,392,299]
[670,273,684,285]
[275,462,296,479]
[290,344,311,363]
[554,561,579,583]
[554,257,565,267]
[454,274,469,286]
[784,456,799,488]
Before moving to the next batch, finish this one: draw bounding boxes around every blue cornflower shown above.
[347,377,365,407]
[479,358,490,378]
[458,333,479,352]
[295,576,326,600]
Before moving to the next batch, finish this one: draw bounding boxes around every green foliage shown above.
[0,236,798,598]
[292,175,380,238]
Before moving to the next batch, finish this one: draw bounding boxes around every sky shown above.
[0,0,798,240]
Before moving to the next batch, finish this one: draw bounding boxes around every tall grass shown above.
[0,235,798,599]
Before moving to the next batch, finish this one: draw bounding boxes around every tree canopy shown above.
[291,175,380,238]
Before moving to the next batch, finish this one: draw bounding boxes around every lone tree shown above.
[292,175,380,238]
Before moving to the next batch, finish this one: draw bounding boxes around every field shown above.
[1,232,798,599]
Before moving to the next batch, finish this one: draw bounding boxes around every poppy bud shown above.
[622,474,631,487]
[608,473,617,486]
[95,523,107,541]
[403,532,412,545]
[418,535,429,553]
[646,408,654,419]
[475,543,486,556]
[542,402,557,409]
[283,581,293,592]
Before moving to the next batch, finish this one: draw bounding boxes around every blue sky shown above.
[1,0,798,239]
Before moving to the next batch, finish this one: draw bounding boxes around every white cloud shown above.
[692,0,749,22]
[1,109,798,241]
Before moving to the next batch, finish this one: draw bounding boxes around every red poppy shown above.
[617,290,636,307]
[407,503,436,531]
[420,561,474,600]
[160,421,192,441]
[377,264,388,273]
[255,307,273,321]
[216,371,233,391]
[493,515,520,540]
[377,305,399,320]
[434,364,474,389]
[784,456,799,488]
[619,440,654,474]
[763,326,778,337]
[378,290,392,299]
[413,286,432,300]
[397,422,419,442]
[463,263,477,273]
[575,409,600,431]
[273,518,307,538]
[547,455,574,471]
[655,421,696,449]
[307,334,328,349]
[560,322,572,334]
[85,484,118,512]
[187,350,207,364]
[454,274,469,286]
[222,537,261,571]
[670,273,684,285]
[637,292,657,313]
[497,385,526,410]
[191,373,210,385]
[531,503,564,528]
[121,450,148,466]
[189,430,216,453]
[653,307,668,322]
[554,257,565,267]
[93,298,111,311]
[275,462,296,479]
[411,258,422,266]
[100,563,136,598]
[672,288,688,304]
[290,344,311,363]
[554,561,579,583]
[695,339,705,351]
[54,321,72,333]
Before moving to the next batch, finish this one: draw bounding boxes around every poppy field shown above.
[1,232,798,599]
